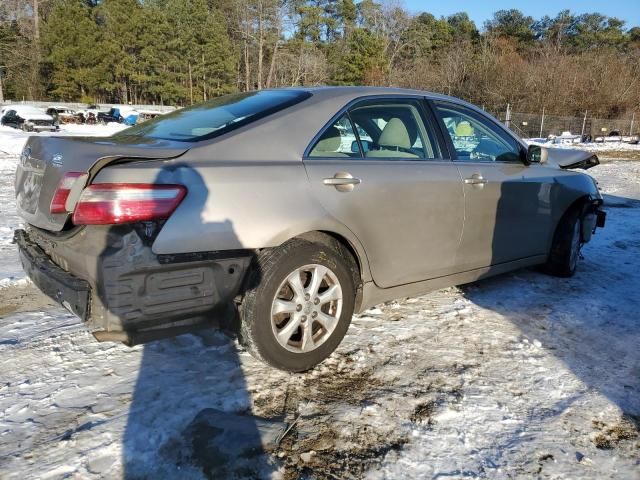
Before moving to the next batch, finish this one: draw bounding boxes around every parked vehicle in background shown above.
[1,105,58,132]
[594,131,639,144]
[549,131,582,144]
[137,109,164,123]
[14,87,606,372]
[46,106,78,125]
[118,106,140,125]
[97,107,121,125]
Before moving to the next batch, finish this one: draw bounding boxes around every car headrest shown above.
[315,126,342,152]
[455,121,474,137]
[379,118,411,149]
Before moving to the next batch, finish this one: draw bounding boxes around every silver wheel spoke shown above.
[271,263,343,354]
[277,316,302,344]
[306,265,328,297]
[272,299,297,315]
[287,271,305,299]
[301,321,315,352]
[318,284,341,305]
[316,312,338,332]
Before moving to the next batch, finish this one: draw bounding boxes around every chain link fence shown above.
[492,109,638,140]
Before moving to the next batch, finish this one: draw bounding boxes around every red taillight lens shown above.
[50,172,84,214]
[72,183,187,225]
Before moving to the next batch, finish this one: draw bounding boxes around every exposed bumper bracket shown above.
[14,229,90,320]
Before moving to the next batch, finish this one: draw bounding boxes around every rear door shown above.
[432,100,554,271]
[303,97,464,288]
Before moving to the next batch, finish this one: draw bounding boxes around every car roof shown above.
[173,86,504,162]
[275,85,465,102]
[258,86,485,117]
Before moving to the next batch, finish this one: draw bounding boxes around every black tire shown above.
[239,238,357,372]
[545,207,583,277]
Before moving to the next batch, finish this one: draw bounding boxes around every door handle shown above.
[323,172,361,192]
[464,174,488,185]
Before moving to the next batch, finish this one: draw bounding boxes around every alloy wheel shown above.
[270,264,343,353]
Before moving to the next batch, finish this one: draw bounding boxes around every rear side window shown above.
[349,100,440,159]
[308,114,361,158]
[113,90,311,142]
[307,98,442,160]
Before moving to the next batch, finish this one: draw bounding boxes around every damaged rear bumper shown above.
[14,227,252,344]
[15,229,90,320]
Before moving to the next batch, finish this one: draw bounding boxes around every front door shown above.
[432,100,554,271]
[304,97,464,288]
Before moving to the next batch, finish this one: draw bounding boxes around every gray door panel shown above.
[456,162,555,270]
[304,160,464,288]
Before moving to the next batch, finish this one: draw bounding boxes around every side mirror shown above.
[525,144,542,165]
[351,139,371,153]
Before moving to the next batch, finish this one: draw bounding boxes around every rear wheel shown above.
[239,238,356,372]
[545,207,583,277]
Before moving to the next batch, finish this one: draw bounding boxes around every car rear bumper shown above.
[14,227,253,344]
[14,229,90,319]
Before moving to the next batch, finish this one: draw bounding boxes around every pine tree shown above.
[41,0,102,101]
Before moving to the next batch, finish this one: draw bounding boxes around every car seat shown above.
[311,126,348,157]
[367,118,419,158]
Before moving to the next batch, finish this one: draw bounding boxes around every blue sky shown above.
[402,0,640,30]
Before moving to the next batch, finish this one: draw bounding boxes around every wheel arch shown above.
[548,194,597,250]
[294,230,369,311]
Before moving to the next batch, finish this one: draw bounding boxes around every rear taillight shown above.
[50,172,84,214]
[72,183,187,225]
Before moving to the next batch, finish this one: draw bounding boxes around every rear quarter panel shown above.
[92,158,372,281]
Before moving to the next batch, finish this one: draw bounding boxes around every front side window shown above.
[349,100,440,159]
[308,114,361,158]
[434,102,522,163]
[113,90,311,142]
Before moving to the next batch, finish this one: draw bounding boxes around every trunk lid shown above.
[15,135,189,232]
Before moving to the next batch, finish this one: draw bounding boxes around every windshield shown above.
[113,90,311,142]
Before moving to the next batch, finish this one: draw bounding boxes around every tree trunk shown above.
[188,62,193,105]
[265,41,278,88]
[202,53,207,101]
[33,0,40,40]
[257,1,264,90]
[244,39,250,91]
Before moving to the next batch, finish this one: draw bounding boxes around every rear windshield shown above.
[113,90,311,142]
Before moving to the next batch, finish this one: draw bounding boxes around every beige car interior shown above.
[309,103,437,159]
[366,118,419,158]
[310,126,349,157]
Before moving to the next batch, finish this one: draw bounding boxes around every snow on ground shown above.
[0,130,638,478]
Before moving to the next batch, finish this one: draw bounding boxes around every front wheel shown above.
[545,207,583,277]
[239,238,357,372]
